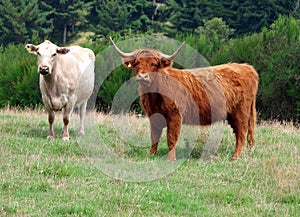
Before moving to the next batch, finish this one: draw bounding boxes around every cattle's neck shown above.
[41,69,56,88]
[40,66,64,99]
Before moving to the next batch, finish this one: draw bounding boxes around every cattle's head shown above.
[25,40,70,76]
[110,37,184,87]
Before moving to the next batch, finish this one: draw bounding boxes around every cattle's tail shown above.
[247,99,256,147]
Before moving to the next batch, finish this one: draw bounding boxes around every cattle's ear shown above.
[123,59,135,69]
[160,57,172,68]
[25,44,38,54]
[56,47,70,55]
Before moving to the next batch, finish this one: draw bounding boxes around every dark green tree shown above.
[0,0,53,45]
[89,0,130,35]
[89,0,159,36]
[166,0,205,34]
[195,17,235,42]
[291,0,300,18]
[227,0,296,35]
[41,0,93,44]
[165,0,295,36]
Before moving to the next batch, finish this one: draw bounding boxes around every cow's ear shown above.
[160,57,172,68]
[25,44,38,54]
[56,47,70,55]
[123,59,135,69]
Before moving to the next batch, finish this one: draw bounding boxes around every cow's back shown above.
[188,63,258,121]
[212,63,258,113]
[68,46,95,105]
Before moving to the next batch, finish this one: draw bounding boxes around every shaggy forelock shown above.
[133,49,162,62]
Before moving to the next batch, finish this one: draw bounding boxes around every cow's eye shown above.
[37,51,41,56]
[52,53,57,57]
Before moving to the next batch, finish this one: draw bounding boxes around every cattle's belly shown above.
[182,116,212,126]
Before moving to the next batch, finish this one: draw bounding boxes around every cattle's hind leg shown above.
[247,100,256,148]
[78,100,88,135]
[228,112,248,160]
[232,126,247,160]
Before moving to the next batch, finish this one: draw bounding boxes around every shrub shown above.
[0,44,42,108]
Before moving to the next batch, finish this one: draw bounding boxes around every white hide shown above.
[26,40,95,140]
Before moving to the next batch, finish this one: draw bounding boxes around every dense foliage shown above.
[0,1,299,122]
[1,0,298,45]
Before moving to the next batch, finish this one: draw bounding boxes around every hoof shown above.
[167,148,176,161]
[231,156,238,161]
[47,135,54,140]
[150,149,158,155]
[62,136,70,141]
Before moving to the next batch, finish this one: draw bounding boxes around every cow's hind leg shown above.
[247,99,256,148]
[78,100,88,135]
[47,111,55,139]
[228,112,248,160]
[149,113,166,155]
[232,126,247,160]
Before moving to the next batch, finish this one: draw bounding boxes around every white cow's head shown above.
[25,40,70,75]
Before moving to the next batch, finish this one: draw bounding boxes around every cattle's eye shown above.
[52,53,57,57]
[37,51,41,56]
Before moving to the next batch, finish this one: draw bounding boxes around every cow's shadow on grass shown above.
[21,120,77,141]
[138,132,237,161]
[124,141,233,162]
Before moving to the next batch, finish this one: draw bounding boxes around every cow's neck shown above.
[41,69,69,110]
[42,70,60,95]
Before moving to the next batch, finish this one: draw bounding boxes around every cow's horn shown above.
[110,37,134,58]
[162,41,185,60]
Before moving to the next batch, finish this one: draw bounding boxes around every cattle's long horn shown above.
[162,41,185,60]
[110,37,134,58]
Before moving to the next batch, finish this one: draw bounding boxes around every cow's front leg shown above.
[149,113,167,155]
[47,111,55,139]
[62,116,70,141]
[166,114,181,161]
[62,104,74,141]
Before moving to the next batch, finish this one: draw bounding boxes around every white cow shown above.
[25,40,95,140]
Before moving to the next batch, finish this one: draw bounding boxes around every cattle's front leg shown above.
[62,116,70,141]
[62,104,74,141]
[47,111,55,139]
[166,114,181,161]
[149,113,167,155]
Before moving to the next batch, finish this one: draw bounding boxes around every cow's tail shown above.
[247,99,256,147]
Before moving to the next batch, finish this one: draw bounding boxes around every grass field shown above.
[0,108,299,216]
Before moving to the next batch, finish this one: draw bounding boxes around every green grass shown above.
[0,109,299,216]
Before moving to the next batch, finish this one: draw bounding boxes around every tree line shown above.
[0,0,299,45]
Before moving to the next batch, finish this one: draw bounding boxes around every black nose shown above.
[39,66,49,75]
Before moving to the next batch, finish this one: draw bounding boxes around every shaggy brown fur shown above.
[114,45,259,161]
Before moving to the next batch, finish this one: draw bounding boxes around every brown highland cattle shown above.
[110,37,259,161]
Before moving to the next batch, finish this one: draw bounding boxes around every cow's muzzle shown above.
[136,73,150,84]
[39,66,50,75]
